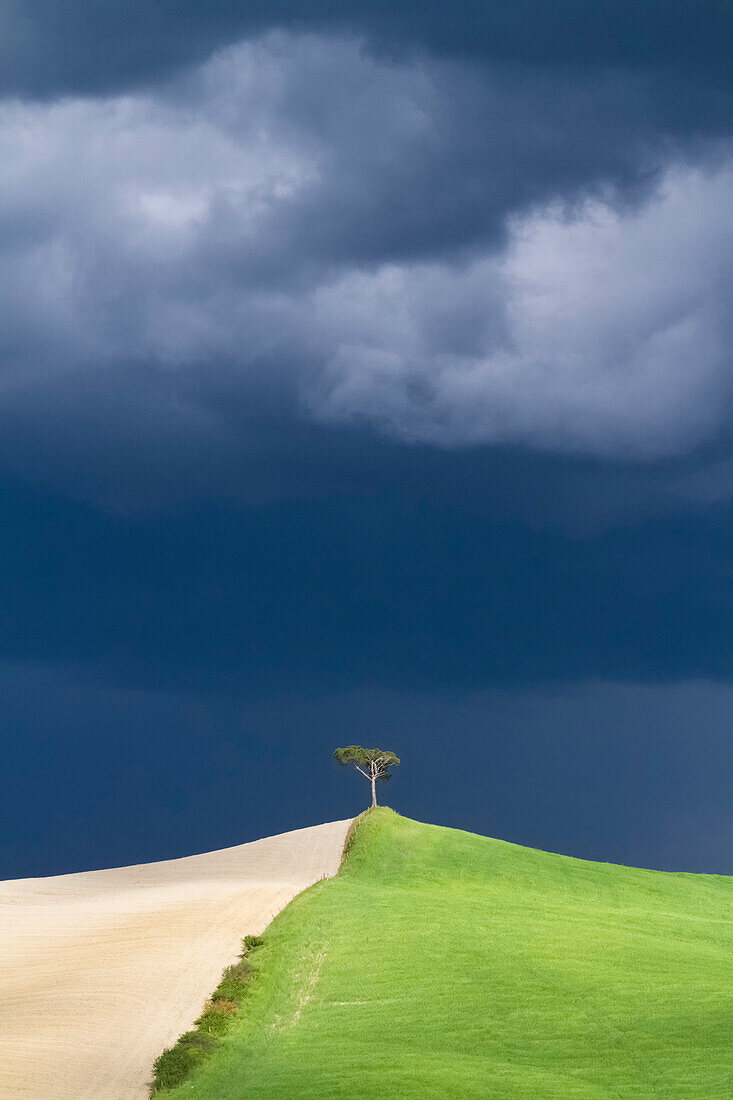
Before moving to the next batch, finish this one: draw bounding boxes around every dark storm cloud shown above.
[0,12,731,528]
[1,476,731,692]
[2,5,732,493]
[2,30,733,499]
[5,0,733,99]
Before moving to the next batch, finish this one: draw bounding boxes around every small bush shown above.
[152,1032,213,1092]
[204,996,238,1016]
[243,934,264,951]
[197,1001,235,1037]
[214,960,250,1003]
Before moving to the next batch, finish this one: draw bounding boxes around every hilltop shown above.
[160,808,733,1098]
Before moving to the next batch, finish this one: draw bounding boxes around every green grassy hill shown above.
[159,808,733,1098]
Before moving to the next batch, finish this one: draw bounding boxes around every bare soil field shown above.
[0,819,352,1099]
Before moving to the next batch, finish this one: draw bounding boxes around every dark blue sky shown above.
[2,0,733,877]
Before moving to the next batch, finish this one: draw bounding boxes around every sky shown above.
[2,0,733,877]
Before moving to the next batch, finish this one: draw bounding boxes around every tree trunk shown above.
[371,770,377,807]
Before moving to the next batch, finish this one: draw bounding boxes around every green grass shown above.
[159,808,733,1098]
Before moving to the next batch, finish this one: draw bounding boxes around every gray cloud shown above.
[307,165,733,456]
[1,31,733,503]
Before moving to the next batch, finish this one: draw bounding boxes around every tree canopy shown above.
[334,745,400,807]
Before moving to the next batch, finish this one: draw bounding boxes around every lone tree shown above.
[334,745,400,808]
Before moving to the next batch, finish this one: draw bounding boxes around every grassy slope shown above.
[163,808,733,1098]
